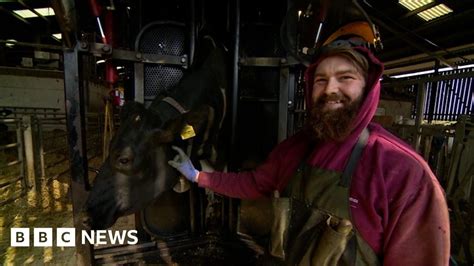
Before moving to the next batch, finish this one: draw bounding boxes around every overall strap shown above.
[339,128,370,187]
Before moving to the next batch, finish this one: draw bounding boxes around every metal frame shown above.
[63,44,94,264]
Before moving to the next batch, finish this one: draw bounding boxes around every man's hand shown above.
[168,146,199,182]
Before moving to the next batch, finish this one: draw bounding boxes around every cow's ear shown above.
[119,101,144,121]
[153,117,184,143]
[153,128,175,143]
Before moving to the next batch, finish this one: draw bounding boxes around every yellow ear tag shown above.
[180,124,196,140]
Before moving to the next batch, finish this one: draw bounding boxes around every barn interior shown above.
[0,0,473,265]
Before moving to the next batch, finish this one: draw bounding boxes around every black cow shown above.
[83,42,228,229]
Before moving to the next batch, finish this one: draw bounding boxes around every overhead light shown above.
[391,63,474,78]
[417,4,453,21]
[35,7,55,16]
[13,7,55,19]
[5,39,17,48]
[96,60,105,64]
[399,0,433,11]
[52,33,62,40]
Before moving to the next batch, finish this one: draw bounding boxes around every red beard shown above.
[308,94,363,142]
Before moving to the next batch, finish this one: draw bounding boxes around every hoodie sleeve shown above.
[197,149,283,199]
[382,171,450,266]
[353,127,450,265]
[197,132,311,199]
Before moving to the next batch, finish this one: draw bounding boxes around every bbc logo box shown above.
[11,228,76,247]
[11,227,138,247]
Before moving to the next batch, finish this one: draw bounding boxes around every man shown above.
[169,44,450,265]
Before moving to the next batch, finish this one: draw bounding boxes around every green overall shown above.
[269,128,380,265]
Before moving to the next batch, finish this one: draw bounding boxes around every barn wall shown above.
[374,99,413,126]
[0,66,106,113]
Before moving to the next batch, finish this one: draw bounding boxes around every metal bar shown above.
[39,117,67,121]
[0,160,21,170]
[427,61,440,123]
[415,82,427,151]
[63,44,93,264]
[383,70,474,87]
[465,78,474,115]
[0,104,59,109]
[0,6,30,25]
[229,0,240,171]
[239,57,283,67]
[369,17,452,68]
[0,39,61,50]
[22,115,36,190]
[43,145,68,155]
[189,0,196,66]
[451,74,462,120]
[42,133,67,141]
[36,117,46,178]
[436,78,445,120]
[0,143,18,150]
[457,74,468,117]
[113,49,186,66]
[461,73,472,114]
[278,65,289,142]
[0,175,23,189]
[228,0,241,237]
[16,119,25,192]
[134,63,144,103]
[238,96,278,102]
[443,76,451,120]
[18,0,51,23]
[44,157,68,170]
[0,119,18,123]
[401,1,438,19]
[287,70,295,136]
[446,78,454,120]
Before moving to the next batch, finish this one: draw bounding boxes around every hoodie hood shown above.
[303,46,384,171]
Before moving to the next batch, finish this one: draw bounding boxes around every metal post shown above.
[16,119,26,191]
[228,0,241,236]
[22,115,36,190]
[63,44,94,265]
[415,81,427,152]
[36,117,46,178]
[287,69,296,136]
[229,0,240,171]
[427,60,440,123]
[134,62,145,103]
[278,61,289,142]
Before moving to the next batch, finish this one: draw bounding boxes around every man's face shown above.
[309,55,367,141]
[311,55,366,111]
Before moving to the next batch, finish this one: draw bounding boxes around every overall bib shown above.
[270,128,380,265]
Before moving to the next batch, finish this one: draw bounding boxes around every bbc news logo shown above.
[11,228,138,247]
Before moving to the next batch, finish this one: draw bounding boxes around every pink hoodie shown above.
[199,47,450,265]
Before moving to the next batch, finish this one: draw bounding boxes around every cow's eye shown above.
[119,158,129,164]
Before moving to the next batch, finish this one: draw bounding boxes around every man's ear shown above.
[119,101,144,121]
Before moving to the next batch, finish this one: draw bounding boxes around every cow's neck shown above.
[148,67,214,124]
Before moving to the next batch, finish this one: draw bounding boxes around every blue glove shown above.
[168,146,199,182]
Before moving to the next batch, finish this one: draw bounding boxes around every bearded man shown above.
[168,44,450,265]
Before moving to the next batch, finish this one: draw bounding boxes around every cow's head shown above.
[83,101,189,229]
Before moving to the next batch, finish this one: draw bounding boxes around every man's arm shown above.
[383,174,450,266]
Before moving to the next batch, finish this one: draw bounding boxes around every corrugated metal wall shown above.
[409,67,474,121]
